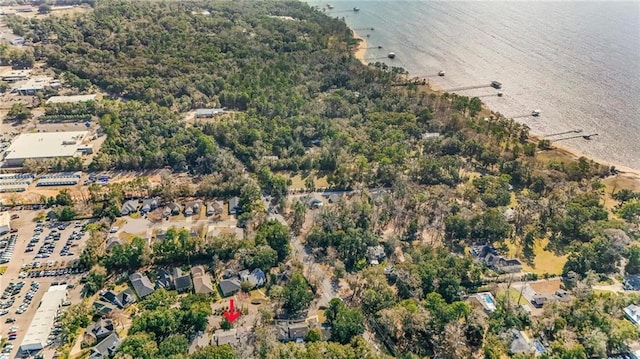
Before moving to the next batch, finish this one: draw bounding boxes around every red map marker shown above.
[223,298,241,323]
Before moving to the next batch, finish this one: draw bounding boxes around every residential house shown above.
[213,329,238,346]
[366,245,386,265]
[228,197,240,215]
[472,244,522,273]
[184,201,201,216]
[157,268,174,290]
[140,197,160,214]
[276,321,310,342]
[164,202,181,217]
[105,237,121,252]
[219,278,242,297]
[508,329,536,355]
[238,268,267,290]
[172,267,193,293]
[624,304,640,327]
[206,201,223,217]
[93,300,117,316]
[129,272,155,298]
[531,294,548,308]
[120,200,138,216]
[100,289,135,309]
[84,319,115,344]
[195,108,224,118]
[191,266,214,295]
[188,332,210,354]
[89,333,121,359]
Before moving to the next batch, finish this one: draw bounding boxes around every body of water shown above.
[308,1,640,170]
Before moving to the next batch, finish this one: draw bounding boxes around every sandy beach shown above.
[349,28,640,187]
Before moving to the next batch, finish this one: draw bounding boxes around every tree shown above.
[158,334,188,358]
[328,301,365,344]
[84,269,105,296]
[57,206,76,221]
[190,345,237,359]
[38,4,52,14]
[56,189,73,206]
[305,328,322,342]
[255,220,291,261]
[116,332,159,359]
[626,246,640,275]
[7,103,31,122]
[103,236,149,272]
[283,272,313,314]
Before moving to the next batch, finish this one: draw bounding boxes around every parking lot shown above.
[0,210,89,359]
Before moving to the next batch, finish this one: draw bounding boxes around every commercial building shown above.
[46,94,99,104]
[19,285,67,353]
[3,131,89,167]
[0,212,10,234]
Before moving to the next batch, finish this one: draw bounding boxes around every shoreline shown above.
[350,29,640,179]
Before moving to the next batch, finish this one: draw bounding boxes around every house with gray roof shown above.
[89,332,121,359]
[172,267,193,293]
[93,300,117,316]
[213,329,238,346]
[140,197,160,214]
[191,266,214,295]
[164,202,181,217]
[120,200,138,216]
[129,272,155,298]
[219,278,241,297]
[239,268,266,289]
[507,329,536,355]
[276,321,310,342]
[85,319,115,343]
[188,332,210,354]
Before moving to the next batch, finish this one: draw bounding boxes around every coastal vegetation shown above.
[6,0,640,358]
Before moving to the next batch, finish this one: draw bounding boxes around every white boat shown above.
[387,52,396,59]
[438,70,445,76]
[531,109,540,117]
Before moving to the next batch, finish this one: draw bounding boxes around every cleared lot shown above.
[0,210,88,359]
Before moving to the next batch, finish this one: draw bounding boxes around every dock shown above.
[443,83,496,92]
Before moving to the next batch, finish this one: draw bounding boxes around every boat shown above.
[353,7,360,12]
[531,109,540,117]
[438,70,445,76]
[387,52,396,59]
[326,4,334,9]
[490,81,502,89]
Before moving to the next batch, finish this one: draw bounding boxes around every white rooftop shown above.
[4,131,89,161]
[20,285,67,352]
[624,304,640,327]
[46,94,98,104]
[16,76,53,91]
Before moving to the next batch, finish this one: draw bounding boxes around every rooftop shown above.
[4,131,89,161]
[20,285,67,352]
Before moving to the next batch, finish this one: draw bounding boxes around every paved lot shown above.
[0,210,88,359]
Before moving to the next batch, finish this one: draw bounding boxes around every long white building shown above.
[19,285,67,353]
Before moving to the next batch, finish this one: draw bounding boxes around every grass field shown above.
[506,237,567,275]
[288,173,329,190]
